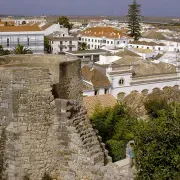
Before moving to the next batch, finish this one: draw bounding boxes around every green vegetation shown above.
[134,101,180,180]
[91,94,180,179]
[13,44,32,54]
[44,36,51,53]
[57,16,73,31]
[0,45,10,56]
[127,0,142,40]
[91,104,137,161]
[78,42,88,51]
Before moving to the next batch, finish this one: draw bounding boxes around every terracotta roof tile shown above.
[0,26,42,32]
[83,94,117,116]
[82,65,110,88]
[81,27,131,39]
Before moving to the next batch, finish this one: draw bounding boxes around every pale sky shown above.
[0,0,179,17]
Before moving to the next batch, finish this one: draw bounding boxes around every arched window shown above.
[119,78,125,86]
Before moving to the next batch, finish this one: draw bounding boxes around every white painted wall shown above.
[111,79,180,98]
[83,88,109,97]
[0,31,44,54]
[83,90,95,97]
[51,39,78,54]
[44,24,68,36]
[97,55,120,64]
[140,38,180,52]
[80,36,132,50]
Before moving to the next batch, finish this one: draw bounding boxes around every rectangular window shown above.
[7,38,9,47]
[117,41,119,44]
[85,39,87,42]
[111,41,113,44]
[94,90,99,95]
[95,39,97,42]
[105,89,109,94]
[107,41,109,44]
[27,38,29,46]
[60,41,63,45]
[60,48,63,52]
[103,40,106,43]
[69,41,72,45]
[92,39,93,42]
[88,39,90,42]
[52,41,53,44]
[69,47,72,51]
[17,38,20,44]
[82,38,84,41]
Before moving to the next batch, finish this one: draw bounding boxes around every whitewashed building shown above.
[88,52,180,99]
[41,23,68,36]
[48,32,78,54]
[0,26,44,54]
[82,65,111,97]
[141,31,180,52]
[79,27,133,50]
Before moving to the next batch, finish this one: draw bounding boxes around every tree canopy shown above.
[126,0,142,40]
[57,16,73,31]
[134,102,180,180]
[91,104,137,161]
[90,92,180,179]
[78,42,88,51]
[44,36,51,53]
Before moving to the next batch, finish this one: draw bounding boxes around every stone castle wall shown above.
[0,55,132,180]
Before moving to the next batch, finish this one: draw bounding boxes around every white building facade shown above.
[49,36,78,54]
[107,63,180,99]
[0,26,44,54]
[80,27,133,50]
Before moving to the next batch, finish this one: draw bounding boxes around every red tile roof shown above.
[81,27,131,39]
[0,26,42,32]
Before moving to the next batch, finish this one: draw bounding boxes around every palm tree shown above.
[13,44,32,54]
[78,42,88,51]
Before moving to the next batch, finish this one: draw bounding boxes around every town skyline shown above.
[0,0,180,17]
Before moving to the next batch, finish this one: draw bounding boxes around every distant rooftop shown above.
[0,26,42,32]
[66,49,108,55]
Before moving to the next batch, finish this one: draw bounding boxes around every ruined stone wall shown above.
[0,67,63,180]
[0,55,133,180]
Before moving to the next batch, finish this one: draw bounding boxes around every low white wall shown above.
[98,55,120,64]
[111,79,180,98]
